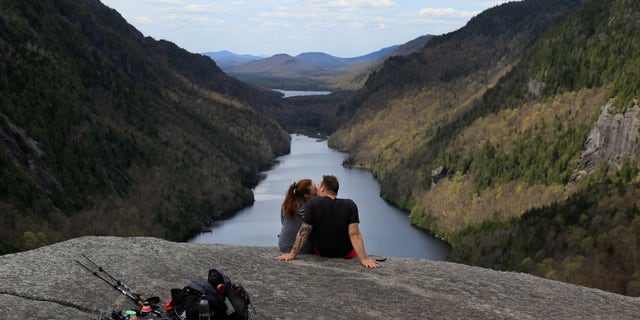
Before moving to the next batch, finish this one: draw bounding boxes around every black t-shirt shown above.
[303,196,360,257]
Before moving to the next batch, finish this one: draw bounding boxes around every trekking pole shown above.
[76,254,149,307]
[81,254,137,295]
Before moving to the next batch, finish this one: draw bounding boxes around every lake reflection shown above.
[190,134,450,260]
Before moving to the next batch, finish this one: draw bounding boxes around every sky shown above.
[100,0,518,58]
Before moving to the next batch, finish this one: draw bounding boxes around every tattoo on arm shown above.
[290,223,312,255]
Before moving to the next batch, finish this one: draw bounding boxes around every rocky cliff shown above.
[0,236,638,319]
[578,102,640,175]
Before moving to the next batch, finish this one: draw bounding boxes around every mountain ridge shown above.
[208,46,400,71]
[201,50,265,70]
[0,0,291,253]
[210,38,430,90]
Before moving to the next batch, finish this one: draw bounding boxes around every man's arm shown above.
[276,222,312,261]
[348,223,379,268]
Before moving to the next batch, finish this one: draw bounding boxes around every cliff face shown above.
[0,236,638,320]
[578,102,640,175]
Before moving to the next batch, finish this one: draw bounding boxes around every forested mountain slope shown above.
[331,0,587,207]
[0,0,290,253]
[330,0,640,296]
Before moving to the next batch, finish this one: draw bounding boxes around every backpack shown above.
[168,268,251,320]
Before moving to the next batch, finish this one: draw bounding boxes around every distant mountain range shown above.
[203,35,433,90]
[203,46,398,71]
[201,50,265,70]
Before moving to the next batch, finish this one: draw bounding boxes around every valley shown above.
[2,0,640,299]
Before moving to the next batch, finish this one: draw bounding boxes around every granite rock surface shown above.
[0,236,638,319]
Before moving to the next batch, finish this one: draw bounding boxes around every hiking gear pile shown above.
[167,268,251,320]
[79,255,251,320]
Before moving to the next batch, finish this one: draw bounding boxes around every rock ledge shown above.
[0,236,638,319]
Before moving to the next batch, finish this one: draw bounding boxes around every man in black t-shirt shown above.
[304,194,358,257]
[276,175,379,268]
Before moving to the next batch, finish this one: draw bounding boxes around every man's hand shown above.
[361,258,379,268]
[348,223,380,268]
[275,253,296,261]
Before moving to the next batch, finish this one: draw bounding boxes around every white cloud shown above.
[151,0,183,4]
[183,4,212,12]
[325,0,396,9]
[260,21,292,28]
[101,0,521,57]
[132,16,152,24]
[419,7,478,18]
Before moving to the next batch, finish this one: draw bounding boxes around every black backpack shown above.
[168,268,251,320]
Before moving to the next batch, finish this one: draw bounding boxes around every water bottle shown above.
[198,298,210,320]
[224,297,236,315]
[123,310,137,320]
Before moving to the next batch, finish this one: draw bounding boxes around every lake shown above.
[190,134,451,260]
[274,89,332,98]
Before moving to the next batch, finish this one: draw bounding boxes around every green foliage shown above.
[0,0,290,253]
[328,0,640,298]
[0,147,50,213]
[23,231,48,250]
[280,90,354,135]
[456,121,589,193]
[509,0,640,109]
[331,0,588,207]
[0,240,17,255]
[426,0,640,192]
[449,175,640,296]
[155,190,215,242]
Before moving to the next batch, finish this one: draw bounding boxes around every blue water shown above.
[274,89,332,98]
[190,134,450,260]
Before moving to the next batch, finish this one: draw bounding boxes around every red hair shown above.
[282,179,313,220]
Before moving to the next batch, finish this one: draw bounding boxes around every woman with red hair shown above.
[278,179,316,253]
